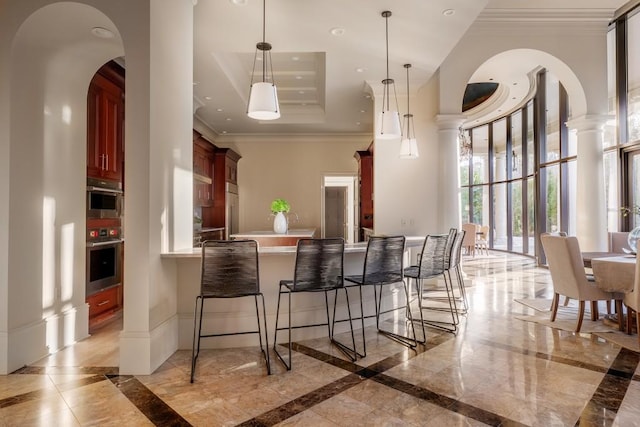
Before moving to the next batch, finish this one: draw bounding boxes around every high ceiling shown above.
[191,0,628,137]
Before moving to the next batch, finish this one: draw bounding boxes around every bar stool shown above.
[191,240,270,383]
[405,232,459,335]
[273,238,357,370]
[336,235,417,359]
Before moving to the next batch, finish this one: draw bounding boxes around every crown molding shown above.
[478,8,615,23]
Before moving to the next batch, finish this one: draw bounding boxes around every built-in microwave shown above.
[87,178,123,219]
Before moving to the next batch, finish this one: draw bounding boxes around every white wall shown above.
[1,1,124,373]
[0,0,193,374]
[373,74,442,236]
[215,135,370,236]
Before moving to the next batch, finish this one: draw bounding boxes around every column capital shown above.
[436,114,467,132]
[565,114,613,132]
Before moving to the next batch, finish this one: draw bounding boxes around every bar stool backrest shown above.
[201,240,259,297]
[449,229,465,269]
[292,238,345,291]
[443,228,457,268]
[362,235,406,285]
[417,234,449,277]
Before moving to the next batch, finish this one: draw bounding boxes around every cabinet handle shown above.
[105,154,109,171]
[97,299,110,307]
[100,154,105,170]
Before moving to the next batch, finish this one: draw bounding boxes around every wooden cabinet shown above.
[87,62,125,182]
[193,138,214,207]
[211,148,241,238]
[355,145,374,241]
[87,285,122,329]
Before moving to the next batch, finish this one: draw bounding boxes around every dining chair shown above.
[461,223,478,256]
[623,247,640,344]
[335,235,416,358]
[191,240,270,382]
[273,238,357,370]
[476,225,489,255]
[540,233,613,332]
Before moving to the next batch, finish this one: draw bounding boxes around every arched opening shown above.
[6,1,124,369]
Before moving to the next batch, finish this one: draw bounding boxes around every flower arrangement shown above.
[271,198,290,214]
[620,205,640,217]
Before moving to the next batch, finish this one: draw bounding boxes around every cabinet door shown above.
[87,74,124,182]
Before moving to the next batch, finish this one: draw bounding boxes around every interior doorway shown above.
[321,175,357,243]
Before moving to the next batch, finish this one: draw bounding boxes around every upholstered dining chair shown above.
[476,225,489,255]
[540,233,613,332]
[624,245,640,345]
[461,223,478,256]
[191,240,270,382]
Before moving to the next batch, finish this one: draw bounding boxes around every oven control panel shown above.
[87,226,122,243]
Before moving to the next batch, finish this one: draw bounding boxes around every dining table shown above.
[588,254,636,332]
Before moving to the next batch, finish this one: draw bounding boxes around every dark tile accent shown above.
[14,366,119,376]
[238,373,365,426]
[474,338,610,374]
[578,348,640,425]
[0,374,109,409]
[0,388,58,409]
[108,375,192,427]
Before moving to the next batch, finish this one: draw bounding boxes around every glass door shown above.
[626,149,640,229]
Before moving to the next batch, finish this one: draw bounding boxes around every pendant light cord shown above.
[385,12,390,110]
[262,0,266,81]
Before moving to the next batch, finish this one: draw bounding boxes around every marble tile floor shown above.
[2,252,640,426]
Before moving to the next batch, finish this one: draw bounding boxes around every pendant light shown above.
[247,0,280,120]
[399,64,419,159]
[376,11,401,139]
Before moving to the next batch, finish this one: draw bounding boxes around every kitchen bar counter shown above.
[162,236,425,350]
[230,228,316,247]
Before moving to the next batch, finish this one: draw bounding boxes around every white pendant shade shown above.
[376,110,402,139]
[248,82,280,120]
[399,138,419,159]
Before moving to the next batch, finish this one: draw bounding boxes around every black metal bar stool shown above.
[336,235,417,359]
[405,231,460,335]
[191,240,270,383]
[273,238,357,370]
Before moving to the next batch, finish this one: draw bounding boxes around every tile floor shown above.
[2,252,640,426]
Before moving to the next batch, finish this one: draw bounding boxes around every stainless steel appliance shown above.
[87,177,123,219]
[86,225,123,296]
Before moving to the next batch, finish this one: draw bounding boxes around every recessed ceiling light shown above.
[229,0,247,5]
[355,67,366,73]
[291,56,299,61]
[91,27,114,39]
[295,76,303,80]
[216,108,224,112]
[222,130,227,134]
[225,118,232,121]
[365,94,371,99]
[301,103,307,106]
[442,9,455,16]
[330,27,345,36]
[356,122,361,125]
[204,96,212,100]
[193,81,199,86]
[360,110,366,113]
[298,91,305,94]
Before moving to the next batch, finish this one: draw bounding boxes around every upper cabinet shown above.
[193,136,214,207]
[87,62,125,183]
[355,144,374,241]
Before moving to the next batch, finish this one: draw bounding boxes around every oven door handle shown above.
[87,186,123,194]
[87,239,124,248]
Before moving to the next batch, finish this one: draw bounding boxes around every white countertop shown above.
[162,236,425,258]
[230,228,316,238]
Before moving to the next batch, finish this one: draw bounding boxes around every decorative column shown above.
[436,114,466,231]
[565,115,609,251]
